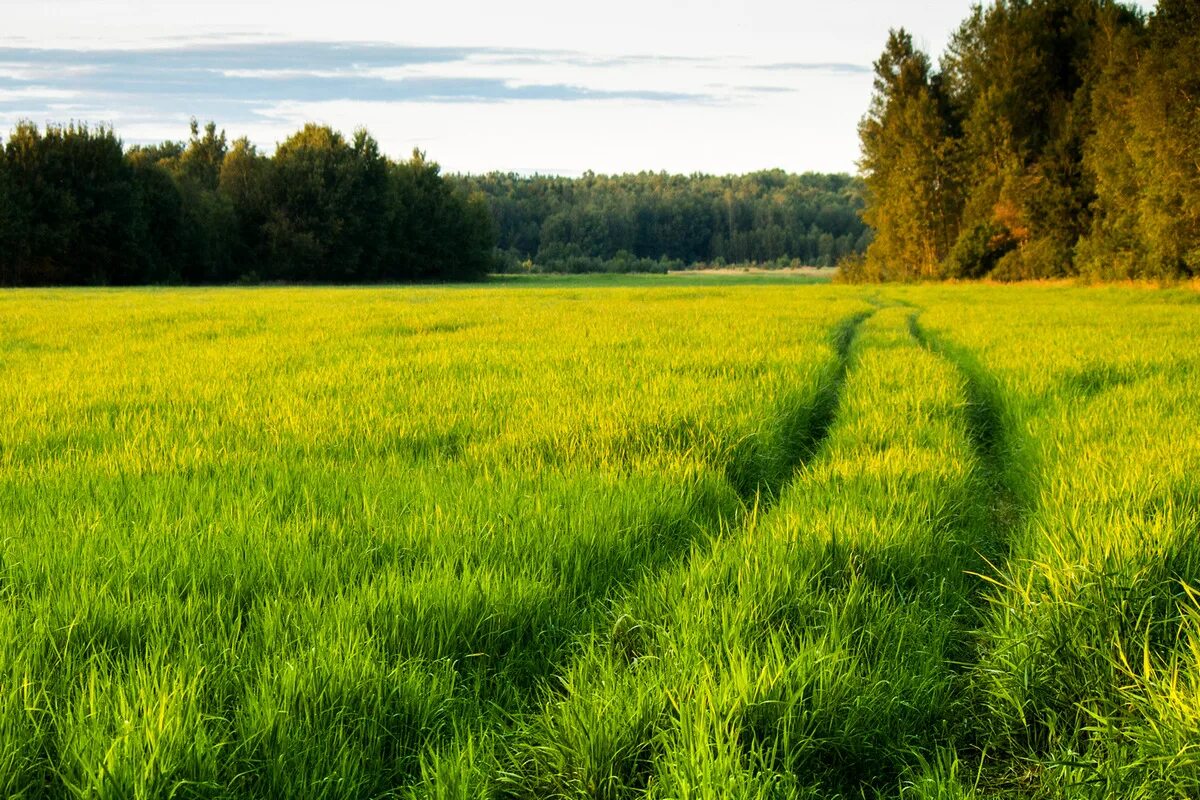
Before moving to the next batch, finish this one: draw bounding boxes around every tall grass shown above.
[0,281,1196,797]
[919,284,1200,797]
[0,284,865,797]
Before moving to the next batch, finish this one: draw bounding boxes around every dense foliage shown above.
[0,121,496,285]
[453,171,870,272]
[849,0,1200,281]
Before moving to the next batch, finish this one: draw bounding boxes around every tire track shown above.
[906,310,1034,789]
[489,308,1033,799]
[636,306,1023,797]
[490,307,1030,800]
[908,311,1025,579]
[408,308,876,796]
[724,309,873,505]
[729,306,1015,794]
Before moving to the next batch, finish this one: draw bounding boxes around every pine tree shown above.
[855,29,962,280]
[1130,0,1200,277]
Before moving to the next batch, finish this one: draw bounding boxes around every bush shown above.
[946,222,1016,279]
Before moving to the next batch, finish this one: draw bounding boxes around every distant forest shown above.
[0,118,867,286]
[0,121,495,286]
[850,0,1199,282]
[453,172,869,273]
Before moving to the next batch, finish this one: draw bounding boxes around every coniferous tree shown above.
[942,0,1132,278]
[1127,0,1200,277]
[1076,14,1146,278]
[855,29,962,281]
[851,0,1186,283]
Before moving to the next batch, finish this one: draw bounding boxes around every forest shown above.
[0,121,496,285]
[849,0,1200,281]
[0,120,869,286]
[453,171,869,273]
[3,0,1196,286]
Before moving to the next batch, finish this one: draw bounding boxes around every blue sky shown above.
[0,1,1141,175]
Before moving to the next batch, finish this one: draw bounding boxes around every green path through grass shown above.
[465,305,1028,799]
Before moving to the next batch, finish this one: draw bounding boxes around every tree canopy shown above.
[848,0,1198,282]
[0,117,868,283]
[454,171,870,273]
[0,121,496,286]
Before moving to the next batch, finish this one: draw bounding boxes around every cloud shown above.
[0,39,867,172]
[753,61,871,74]
[726,85,798,95]
[0,40,721,131]
[0,41,474,72]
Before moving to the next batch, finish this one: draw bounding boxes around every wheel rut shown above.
[413,307,877,795]
[422,304,1035,798]
[724,309,873,507]
[908,310,1025,579]
[906,309,1033,788]
[434,304,1040,799]
[683,304,1032,797]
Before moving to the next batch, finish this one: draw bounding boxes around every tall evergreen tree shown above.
[940,0,1114,278]
[855,29,962,281]
[852,0,1163,282]
[1127,0,1200,277]
[1076,13,1147,277]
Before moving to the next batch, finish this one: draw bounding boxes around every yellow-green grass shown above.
[0,280,1197,798]
[916,285,1200,798]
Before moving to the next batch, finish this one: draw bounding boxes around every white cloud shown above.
[0,1,1001,173]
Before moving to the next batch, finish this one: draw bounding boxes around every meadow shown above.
[0,277,1197,798]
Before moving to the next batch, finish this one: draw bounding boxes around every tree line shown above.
[0,121,495,285]
[848,0,1200,282]
[453,171,870,273]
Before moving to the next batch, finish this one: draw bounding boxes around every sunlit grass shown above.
[0,280,1197,797]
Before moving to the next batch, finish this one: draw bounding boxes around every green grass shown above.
[0,281,1197,798]
[486,271,835,288]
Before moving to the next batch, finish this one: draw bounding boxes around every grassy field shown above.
[0,279,1197,798]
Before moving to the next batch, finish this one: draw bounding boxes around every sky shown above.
[0,2,1030,175]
